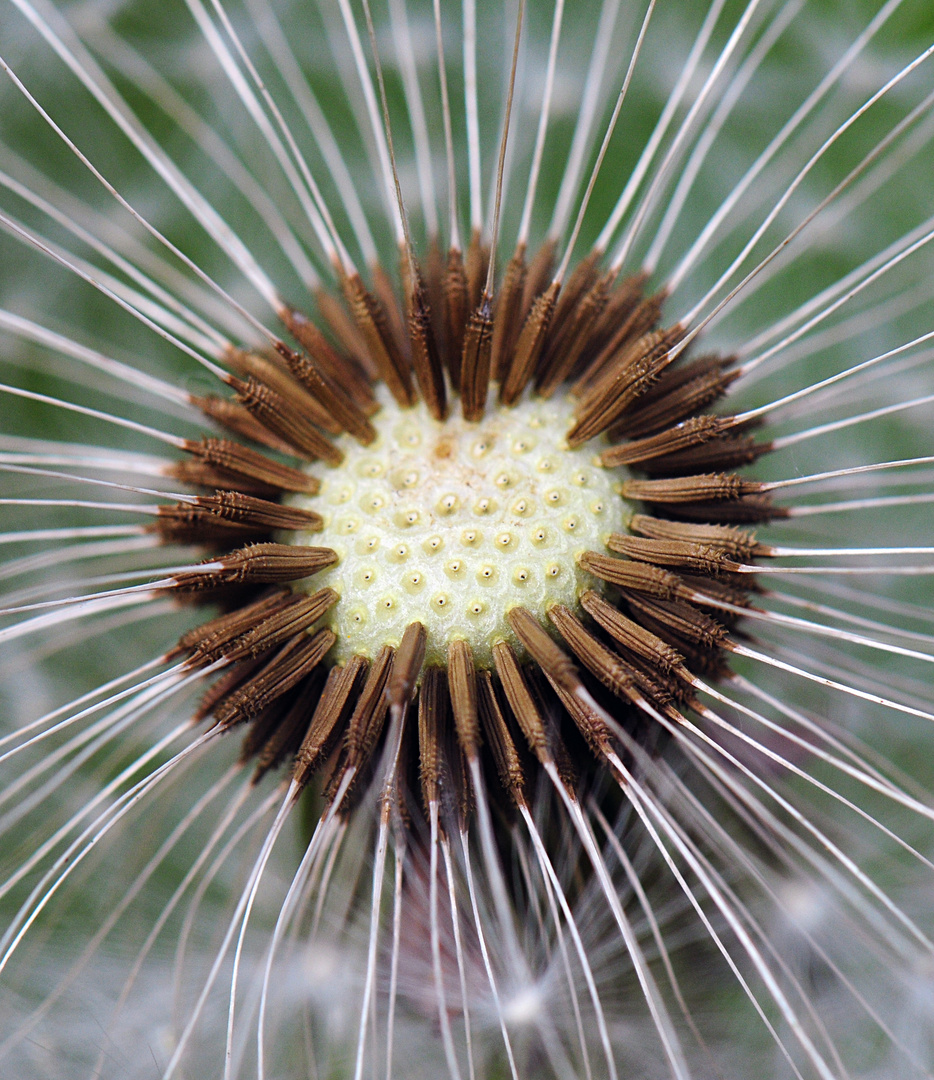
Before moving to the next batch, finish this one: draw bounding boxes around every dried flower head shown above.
[2,0,934,1078]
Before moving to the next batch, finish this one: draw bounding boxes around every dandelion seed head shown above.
[777,877,831,934]
[3,0,934,1076]
[501,982,546,1027]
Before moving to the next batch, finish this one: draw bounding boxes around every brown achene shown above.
[150,235,781,829]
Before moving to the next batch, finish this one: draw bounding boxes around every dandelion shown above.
[1,0,934,1076]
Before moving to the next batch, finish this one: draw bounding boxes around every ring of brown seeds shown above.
[156,240,780,837]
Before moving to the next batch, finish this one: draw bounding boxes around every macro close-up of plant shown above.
[2,0,934,1076]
